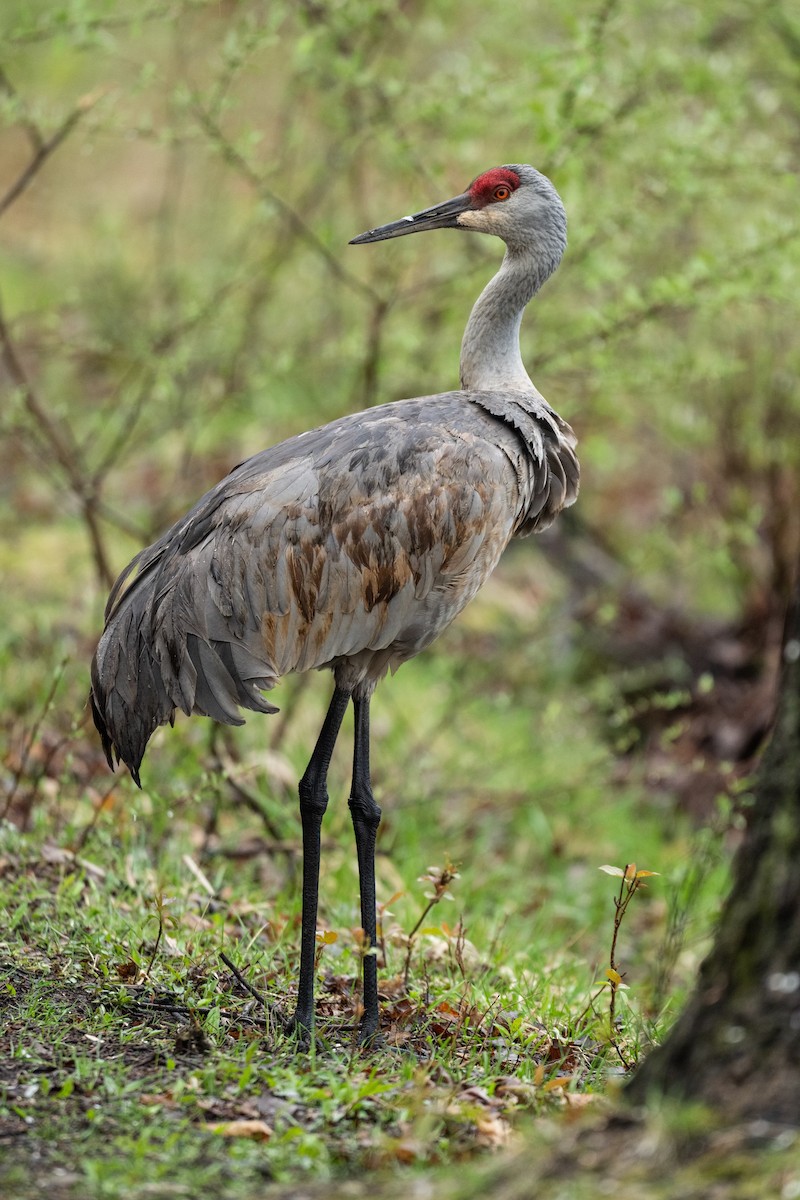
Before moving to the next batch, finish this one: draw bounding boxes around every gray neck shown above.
[459,245,552,394]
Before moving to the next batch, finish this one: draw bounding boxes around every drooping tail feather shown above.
[89,536,279,784]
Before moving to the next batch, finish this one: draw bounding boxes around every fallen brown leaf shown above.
[205,1119,273,1141]
[563,1092,602,1110]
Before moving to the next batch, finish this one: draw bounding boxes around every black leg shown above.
[349,693,382,1045]
[290,685,350,1042]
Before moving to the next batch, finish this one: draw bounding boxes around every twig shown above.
[219,950,273,1009]
[182,853,216,898]
[0,302,82,470]
[214,839,309,858]
[0,295,115,587]
[2,657,67,819]
[0,65,43,153]
[191,101,383,306]
[210,749,289,845]
[558,0,622,124]
[0,89,105,220]
[770,5,800,62]
[572,984,608,1031]
[8,4,170,45]
[403,863,459,987]
[120,995,192,1016]
[608,873,628,1037]
[85,270,252,486]
[536,225,800,371]
[142,903,165,981]
[599,861,657,1069]
[71,778,119,854]
[0,78,114,589]
[357,295,391,409]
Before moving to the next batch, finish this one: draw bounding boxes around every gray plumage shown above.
[92,391,576,778]
[89,163,579,1043]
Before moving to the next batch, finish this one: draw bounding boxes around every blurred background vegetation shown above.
[1,0,799,1051]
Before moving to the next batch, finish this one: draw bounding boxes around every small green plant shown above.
[597,862,659,1068]
[402,861,460,987]
[1,0,790,1192]
[141,890,178,980]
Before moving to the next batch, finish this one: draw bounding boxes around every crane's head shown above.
[350,164,566,267]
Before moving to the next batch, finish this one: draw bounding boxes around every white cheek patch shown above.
[456,211,483,229]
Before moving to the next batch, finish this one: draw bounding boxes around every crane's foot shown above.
[284,1011,314,1052]
[356,1026,419,1061]
[355,1016,384,1051]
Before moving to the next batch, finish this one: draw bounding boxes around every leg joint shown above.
[348,789,381,829]
[299,773,328,817]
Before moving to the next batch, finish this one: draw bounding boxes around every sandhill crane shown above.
[90,164,579,1046]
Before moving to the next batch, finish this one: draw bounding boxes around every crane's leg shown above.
[290,685,351,1043]
[349,693,383,1045]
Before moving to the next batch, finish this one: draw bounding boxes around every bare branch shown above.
[536,225,800,370]
[7,4,172,45]
[0,296,115,588]
[769,3,800,63]
[192,101,384,306]
[0,304,82,476]
[219,951,273,1010]
[0,88,106,221]
[357,296,392,410]
[1,657,67,820]
[0,64,44,153]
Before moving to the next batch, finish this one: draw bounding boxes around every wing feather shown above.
[90,390,578,778]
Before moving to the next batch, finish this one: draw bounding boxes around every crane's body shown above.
[90,164,579,1045]
[94,389,575,777]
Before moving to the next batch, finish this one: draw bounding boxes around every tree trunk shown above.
[627,572,800,1121]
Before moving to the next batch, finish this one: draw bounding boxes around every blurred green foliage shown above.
[1,0,796,905]
[2,1,797,1191]
[1,0,797,1014]
[1,0,797,621]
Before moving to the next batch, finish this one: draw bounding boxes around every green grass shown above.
[2,2,792,1193]
[0,554,731,1198]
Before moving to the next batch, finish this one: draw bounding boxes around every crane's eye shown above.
[493,185,511,202]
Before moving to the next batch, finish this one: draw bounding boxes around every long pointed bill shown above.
[349,191,472,244]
